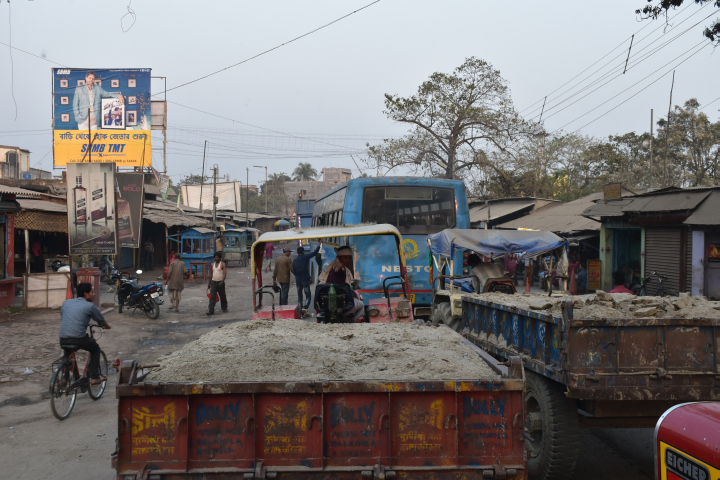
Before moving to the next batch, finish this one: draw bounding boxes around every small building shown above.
[0,185,33,307]
[583,186,720,297]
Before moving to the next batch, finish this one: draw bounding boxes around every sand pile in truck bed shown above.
[471,292,720,319]
[149,320,498,383]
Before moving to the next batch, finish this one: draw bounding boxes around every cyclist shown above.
[59,282,111,386]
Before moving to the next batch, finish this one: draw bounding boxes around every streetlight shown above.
[254,165,267,212]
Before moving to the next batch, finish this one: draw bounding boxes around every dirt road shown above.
[0,261,656,479]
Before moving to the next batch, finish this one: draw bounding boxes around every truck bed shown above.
[113,333,526,479]
[461,295,719,403]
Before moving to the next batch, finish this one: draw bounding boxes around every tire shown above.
[144,298,160,319]
[88,351,108,400]
[431,302,452,327]
[525,371,580,480]
[50,364,77,421]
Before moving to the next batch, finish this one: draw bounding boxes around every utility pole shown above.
[664,71,675,187]
[199,141,207,211]
[212,164,218,231]
[650,109,654,189]
[246,168,249,226]
[254,165,267,212]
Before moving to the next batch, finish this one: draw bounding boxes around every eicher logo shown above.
[666,448,709,480]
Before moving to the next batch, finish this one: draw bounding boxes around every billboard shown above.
[67,162,117,255]
[181,181,242,212]
[116,173,145,248]
[53,68,152,167]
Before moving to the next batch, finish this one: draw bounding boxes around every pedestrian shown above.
[273,246,294,305]
[31,240,44,273]
[207,251,228,315]
[263,242,274,272]
[293,243,322,317]
[164,253,188,313]
[144,241,155,271]
[215,231,224,260]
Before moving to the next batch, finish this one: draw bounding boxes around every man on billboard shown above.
[72,71,124,130]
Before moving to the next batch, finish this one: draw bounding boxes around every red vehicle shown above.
[655,402,720,480]
[113,339,527,479]
[250,224,414,323]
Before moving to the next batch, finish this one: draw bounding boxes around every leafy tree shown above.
[292,162,318,181]
[636,1,720,45]
[177,173,208,185]
[364,57,538,179]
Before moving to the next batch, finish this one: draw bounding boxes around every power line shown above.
[154,0,381,97]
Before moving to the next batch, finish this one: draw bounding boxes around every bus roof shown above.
[315,176,466,202]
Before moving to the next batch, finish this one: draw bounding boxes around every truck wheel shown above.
[431,302,452,327]
[525,371,580,480]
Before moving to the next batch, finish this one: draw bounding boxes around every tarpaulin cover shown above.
[428,229,566,258]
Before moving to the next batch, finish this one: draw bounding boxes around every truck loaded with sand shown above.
[113,320,528,479]
[459,289,720,480]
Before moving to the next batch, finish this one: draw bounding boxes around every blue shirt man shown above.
[575,263,588,294]
[292,244,321,314]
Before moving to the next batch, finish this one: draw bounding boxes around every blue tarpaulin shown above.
[428,229,566,258]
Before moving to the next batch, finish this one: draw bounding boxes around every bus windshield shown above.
[361,186,455,234]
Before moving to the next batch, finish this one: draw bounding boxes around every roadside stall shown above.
[168,227,215,281]
[223,227,259,267]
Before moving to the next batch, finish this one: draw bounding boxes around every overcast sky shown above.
[0,0,717,186]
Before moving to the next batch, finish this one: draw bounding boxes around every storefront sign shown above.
[587,259,602,290]
[116,173,144,248]
[67,162,117,255]
[53,68,152,167]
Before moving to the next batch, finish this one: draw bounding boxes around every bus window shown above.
[362,186,455,234]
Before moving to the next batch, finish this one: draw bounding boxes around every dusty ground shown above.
[0,254,656,479]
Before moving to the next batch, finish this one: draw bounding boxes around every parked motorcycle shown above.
[116,270,164,319]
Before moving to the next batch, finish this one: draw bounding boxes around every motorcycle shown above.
[116,270,164,319]
[48,259,70,272]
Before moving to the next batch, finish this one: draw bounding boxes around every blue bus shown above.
[311,177,470,316]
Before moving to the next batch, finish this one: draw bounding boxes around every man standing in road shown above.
[273,246,294,305]
[59,283,111,386]
[165,253,188,313]
[207,252,228,315]
[72,71,124,130]
[293,244,321,317]
[264,242,274,272]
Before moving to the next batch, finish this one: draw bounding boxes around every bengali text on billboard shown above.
[53,68,152,167]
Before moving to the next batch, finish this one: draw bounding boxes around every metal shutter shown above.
[685,228,693,292]
[644,228,682,295]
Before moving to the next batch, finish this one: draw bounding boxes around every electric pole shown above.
[212,164,218,231]
[246,167,249,226]
[650,109,654,189]
[199,141,207,211]
[254,165,267,212]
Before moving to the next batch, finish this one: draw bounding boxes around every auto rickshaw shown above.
[222,227,259,267]
[427,229,567,330]
[250,224,414,323]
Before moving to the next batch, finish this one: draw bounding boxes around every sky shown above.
[0,0,718,187]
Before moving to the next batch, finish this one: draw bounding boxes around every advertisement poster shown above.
[180,182,242,212]
[66,163,117,255]
[52,68,152,167]
[116,173,144,248]
[587,259,602,290]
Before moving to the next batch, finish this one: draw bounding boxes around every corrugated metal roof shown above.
[17,198,67,213]
[0,184,42,196]
[684,190,720,225]
[499,192,601,234]
[582,198,635,217]
[143,208,212,228]
[470,199,536,223]
[621,190,711,213]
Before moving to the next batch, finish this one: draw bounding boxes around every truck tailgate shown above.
[114,355,525,478]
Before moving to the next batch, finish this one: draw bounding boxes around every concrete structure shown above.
[282,168,352,201]
[0,145,51,180]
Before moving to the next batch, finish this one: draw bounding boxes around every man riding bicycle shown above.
[59,283,111,386]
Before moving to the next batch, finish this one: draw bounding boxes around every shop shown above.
[0,189,21,308]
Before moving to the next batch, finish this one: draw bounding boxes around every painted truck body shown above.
[460,295,719,480]
[113,338,527,479]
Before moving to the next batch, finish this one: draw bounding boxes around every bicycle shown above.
[632,270,676,297]
[49,325,109,420]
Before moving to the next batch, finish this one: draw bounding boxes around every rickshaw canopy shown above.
[428,229,566,259]
[251,224,407,278]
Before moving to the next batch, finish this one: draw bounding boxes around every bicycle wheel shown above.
[50,364,77,420]
[88,351,108,400]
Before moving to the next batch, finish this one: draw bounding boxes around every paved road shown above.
[0,258,658,479]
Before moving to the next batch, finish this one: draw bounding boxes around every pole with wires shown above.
[199,140,207,212]
[664,71,675,187]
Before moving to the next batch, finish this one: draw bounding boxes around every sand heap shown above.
[149,319,499,383]
[472,292,720,319]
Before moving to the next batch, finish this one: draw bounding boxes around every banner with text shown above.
[67,162,118,255]
[116,173,145,248]
[53,68,152,167]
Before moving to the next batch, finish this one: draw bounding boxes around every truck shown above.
[112,333,528,479]
[460,295,720,480]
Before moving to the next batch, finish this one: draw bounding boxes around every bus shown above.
[311,177,470,316]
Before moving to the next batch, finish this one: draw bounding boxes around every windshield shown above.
[362,186,455,234]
